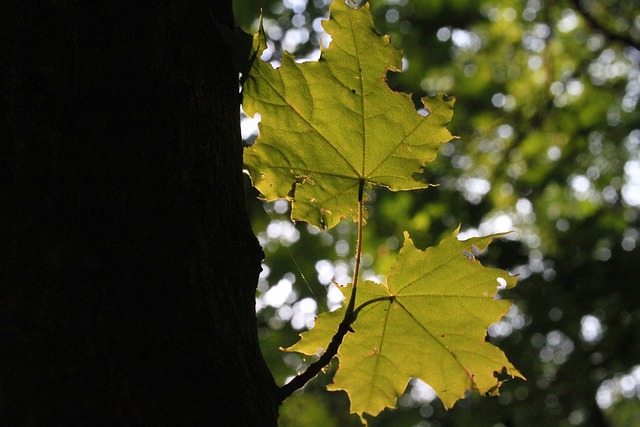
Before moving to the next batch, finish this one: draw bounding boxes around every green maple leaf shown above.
[243,0,455,229]
[287,229,523,421]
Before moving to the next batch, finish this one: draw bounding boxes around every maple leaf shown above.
[287,229,523,422]
[243,0,455,229]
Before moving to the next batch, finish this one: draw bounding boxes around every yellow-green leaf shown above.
[243,1,455,229]
[287,229,522,421]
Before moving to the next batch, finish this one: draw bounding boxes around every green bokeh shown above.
[237,1,640,425]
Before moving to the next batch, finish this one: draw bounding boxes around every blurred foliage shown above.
[235,0,640,426]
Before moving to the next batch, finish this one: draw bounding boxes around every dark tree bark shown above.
[1,1,278,425]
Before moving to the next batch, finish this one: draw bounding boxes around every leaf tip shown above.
[253,13,268,55]
[399,231,418,255]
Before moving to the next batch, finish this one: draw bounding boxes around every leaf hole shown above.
[462,250,475,260]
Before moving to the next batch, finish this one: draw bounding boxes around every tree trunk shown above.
[1,1,278,425]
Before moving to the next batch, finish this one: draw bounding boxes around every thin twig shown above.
[278,179,366,402]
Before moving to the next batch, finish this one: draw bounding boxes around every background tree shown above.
[1,1,278,425]
[235,0,640,426]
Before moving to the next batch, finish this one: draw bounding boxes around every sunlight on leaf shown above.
[287,229,522,422]
[243,0,455,229]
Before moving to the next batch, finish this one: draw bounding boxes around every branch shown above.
[279,179,366,402]
[569,0,640,51]
[278,316,353,402]
[279,296,394,402]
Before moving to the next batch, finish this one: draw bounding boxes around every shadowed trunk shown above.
[1,1,278,425]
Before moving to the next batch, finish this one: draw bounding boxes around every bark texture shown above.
[1,1,278,425]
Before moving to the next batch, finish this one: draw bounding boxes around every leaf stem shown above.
[278,179,366,403]
[353,296,393,319]
[344,179,365,323]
